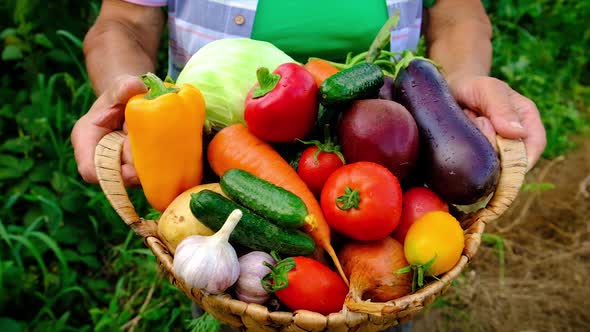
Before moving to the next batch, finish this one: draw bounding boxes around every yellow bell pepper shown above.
[125,73,206,212]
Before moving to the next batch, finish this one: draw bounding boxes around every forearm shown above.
[84,22,155,95]
[83,0,164,95]
[424,0,493,81]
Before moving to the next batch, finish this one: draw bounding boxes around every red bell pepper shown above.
[244,63,318,143]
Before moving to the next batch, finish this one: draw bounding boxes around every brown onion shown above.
[339,236,411,303]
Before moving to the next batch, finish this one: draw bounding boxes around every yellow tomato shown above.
[403,211,464,276]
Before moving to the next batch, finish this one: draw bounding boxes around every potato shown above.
[157,183,225,253]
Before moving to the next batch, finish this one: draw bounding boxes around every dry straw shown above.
[95,131,527,331]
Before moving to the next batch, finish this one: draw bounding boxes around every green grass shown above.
[484,0,590,157]
[1,0,588,331]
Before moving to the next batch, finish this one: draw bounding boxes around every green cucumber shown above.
[319,62,384,106]
[190,190,315,256]
[220,169,307,228]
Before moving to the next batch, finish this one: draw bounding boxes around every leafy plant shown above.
[1,2,194,331]
[484,0,590,157]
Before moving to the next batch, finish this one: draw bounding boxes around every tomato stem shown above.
[261,252,296,293]
[396,256,439,292]
[297,124,346,165]
[335,186,360,210]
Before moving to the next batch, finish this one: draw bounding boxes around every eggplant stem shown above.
[391,50,441,81]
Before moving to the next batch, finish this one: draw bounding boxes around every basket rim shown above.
[94,130,527,330]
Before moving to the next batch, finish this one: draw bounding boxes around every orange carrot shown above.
[304,59,340,87]
[208,123,348,285]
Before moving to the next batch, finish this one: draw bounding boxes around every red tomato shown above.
[244,63,318,143]
[297,146,345,197]
[272,256,348,315]
[320,161,402,241]
[392,186,449,244]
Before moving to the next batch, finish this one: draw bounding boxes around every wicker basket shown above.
[95,131,527,332]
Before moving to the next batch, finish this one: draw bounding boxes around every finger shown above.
[473,116,498,152]
[122,135,134,167]
[121,134,141,186]
[72,76,146,184]
[93,76,146,128]
[105,75,147,106]
[71,118,107,183]
[511,93,547,170]
[92,104,127,130]
[455,77,527,139]
[122,164,141,187]
[463,109,478,121]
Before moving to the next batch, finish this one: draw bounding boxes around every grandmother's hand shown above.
[447,75,547,171]
[71,75,146,186]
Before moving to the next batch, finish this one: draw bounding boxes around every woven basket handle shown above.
[94,131,157,238]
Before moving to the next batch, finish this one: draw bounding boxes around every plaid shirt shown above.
[125,0,423,78]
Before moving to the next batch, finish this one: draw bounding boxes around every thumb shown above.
[93,75,147,128]
[105,74,147,105]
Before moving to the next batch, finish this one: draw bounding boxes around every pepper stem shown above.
[252,67,281,99]
[336,187,360,211]
[141,72,179,100]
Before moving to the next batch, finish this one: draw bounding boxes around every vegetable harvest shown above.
[124,12,507,320]
[125,73,206,212]
[207,124,347,284]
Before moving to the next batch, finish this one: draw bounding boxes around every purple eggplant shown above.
[393,55,500,205]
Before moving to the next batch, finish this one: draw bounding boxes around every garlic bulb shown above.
[173,209,242,294]
[235,251,276,304]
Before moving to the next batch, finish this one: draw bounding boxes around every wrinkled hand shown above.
[448,75,547,171]
[71,75,147,186]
